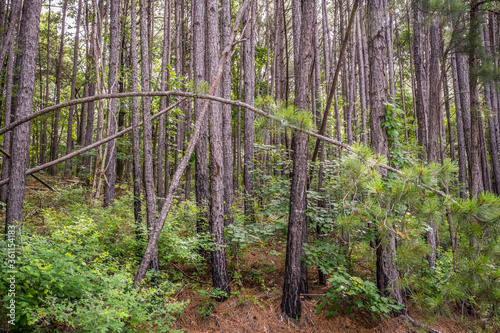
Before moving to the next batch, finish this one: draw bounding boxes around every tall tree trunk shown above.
[5,0,42,236]
[456,53,473,194]
[468,0,482,197]
[426,18,441,268]
[174,0,185,174]
[243,1,255,221]
[139,0,159,270]
[41,0,51,168]
[103,0,120,207]
[193,0,209,235]
[50,0,68,175]
[157,0,171,209]
[443,56,455,162]
[130,0,142,239]
[207,0,231,299]
[366,0,405,308]
[413,0,428,158]
[356,14,368,145]
[274,0,285,101]
[483,23,500,194]
[83,1,98,174]
[281,0,315,320]
[395,17,408,142]
[451,53,468,199]
[221,0,234,226]
[64,0,82,178]
[0,37,15,203]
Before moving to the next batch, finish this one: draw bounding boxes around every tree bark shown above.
[206,0,231,298]
[133,0,252,286]
[426,19,441,268]
[357,13,368,145]
[174,0,185,173]
[413,1,428,158]
[221,0,234,226]
[5,0,42,236]
[193,0,209,235]
[130,0,142,238]
[451,53,469,199]
[157,0,171,209]
[139,0,159,270]
[243,1,256,221]
[456,53,473,194]
[483,23,500,194]
[64,0,82,178]
[468,0,482,198]
[0,36,15,203]
[49,0,68,175]
[281,0,315,320]
[103,0,121,207]
[366,0,405,308]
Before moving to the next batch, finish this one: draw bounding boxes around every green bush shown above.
[0,192,187,332]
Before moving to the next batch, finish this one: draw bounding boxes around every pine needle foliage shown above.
[253,143,500,327]
[254,96,316,140]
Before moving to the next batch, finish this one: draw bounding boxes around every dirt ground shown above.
[173,247,469,333]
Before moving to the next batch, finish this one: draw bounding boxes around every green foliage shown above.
[254,97,316,138]
[0,191,188,332]
[318,269,404,319]
[196,288,229,319]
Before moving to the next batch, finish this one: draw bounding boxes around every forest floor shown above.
[171,244,469,333]
[8,179,486,333]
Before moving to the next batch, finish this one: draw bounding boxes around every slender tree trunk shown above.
[174,0,185,176]
[243,2,255,221]
[483,23,500,194]
[130,0,142,239]
[386,8,395,105]
[468,0,482,197]
[206,0,231,298]
[0,38,15,203]
[103,0,120,207]
[321,0,331,89]
[442,56,455,162]
[221,0,234,226]
[5,0,42,236]
[426,19,441,268]
[274,0,285,101]
[413,1,428,158]
[64,0,82,178]
[356,14,368,145]
[281,0,314,320]
[456,53,473,194]
[193,0,209,235]
[395,18,408,142]
[50,0,68,175]
[366,0,405,308]
[451,53,468,199]
[139,0,159,270]
[0,0,22,74]
[83,1,98,174]
[157,0,171,209]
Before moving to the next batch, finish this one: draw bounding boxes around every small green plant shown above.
[196,288,229,319]
[317,268,404,319]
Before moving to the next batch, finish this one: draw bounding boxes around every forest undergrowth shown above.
[1,145,499,333]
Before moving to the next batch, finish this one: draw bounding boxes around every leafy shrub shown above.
[0,192,187,332]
